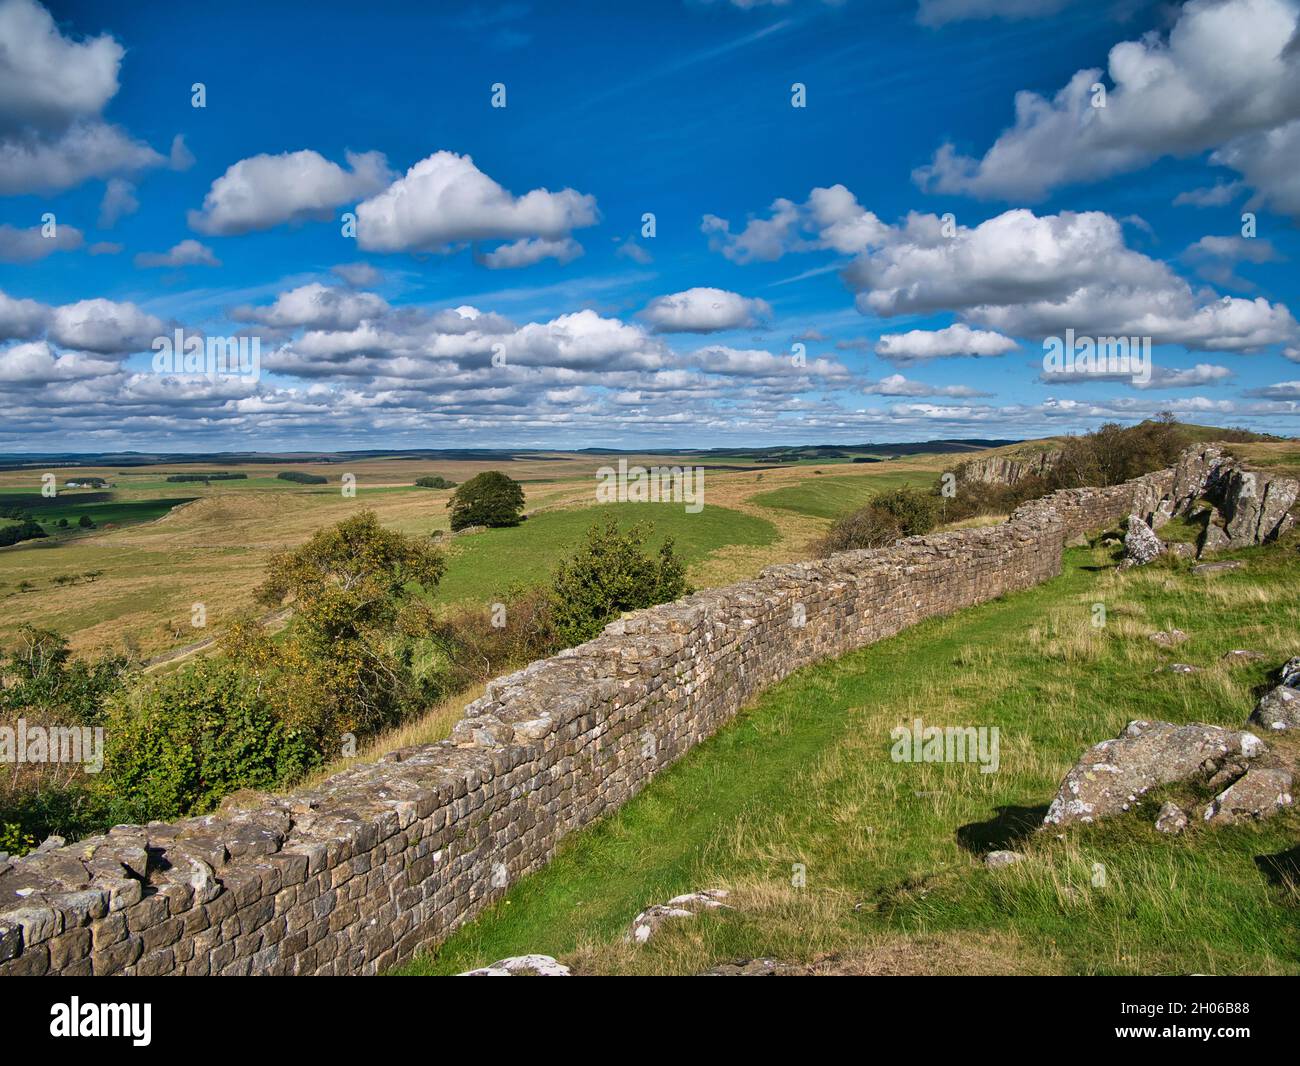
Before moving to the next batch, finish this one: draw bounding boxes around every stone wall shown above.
[0,446,1238,976]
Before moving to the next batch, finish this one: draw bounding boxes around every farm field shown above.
[0,449,961,658]
[399,534,1300,977]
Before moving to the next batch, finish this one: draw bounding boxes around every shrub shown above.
[414,475,456,489]
[241,511,447,740]
[448,471,525,530]
[277,471,328,484]
[937,415,1197,523]
[102,659,318,819]
[547,519,689,646]
[816,486,939,555]
[77,514,94,529]
[0,630,135,851]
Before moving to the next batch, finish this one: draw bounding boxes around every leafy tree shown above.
[447,471,525,530]
[78,514,94,529]
[239,511,446,739]
[414,475,456,489]
[547,519,689,647]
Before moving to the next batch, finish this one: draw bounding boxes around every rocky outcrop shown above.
[958,449,1061,487]
[1210,466,1298,548]
[1042,721,1265,829]
[1249,657,1300,731]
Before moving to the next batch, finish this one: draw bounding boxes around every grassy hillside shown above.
[399,533,1300,976]
[433,502,777,604]
[751,470,936,520]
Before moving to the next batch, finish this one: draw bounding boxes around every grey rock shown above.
[1204,768,1294,826]
[1155,802,1189,834]
[1120,515,1164,568]
[1148,629,1189,647]
[1281,656,1300,687]
[459,954,571,976]
[1198,520,1230,557]
[1192,560,1243,575]
[1222,649,1267,664]
[984,850,1024,869]
[627,889,730,944]
[1210,466,1299,547]
[1250,685,1300,731]
[700,957,798,976]
[1043,720,1265,829]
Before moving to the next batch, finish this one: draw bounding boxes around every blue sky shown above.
[1,0,1298,450]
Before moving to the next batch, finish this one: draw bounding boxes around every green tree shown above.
[240,511,446,739]
[78,514,94,529]
[447,471,525,530]
[547,519,689,647]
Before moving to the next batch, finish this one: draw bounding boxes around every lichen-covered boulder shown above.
[1119,515,1164,569]
[459,954,571,976]
[1248,657,1300,731]
[626,889,730,944]
[1154,802,1188,834]
[1042,721,1265,829]
[1203,769,1294,826]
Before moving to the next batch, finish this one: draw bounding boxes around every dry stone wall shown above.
[0,445,1250,976]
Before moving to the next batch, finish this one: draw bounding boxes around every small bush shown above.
[448,471,525,530]
[414,475,456,489]
[103,659,318,820]
[816,486,939,555]
[77,514,94,529]
[548,519,689,646]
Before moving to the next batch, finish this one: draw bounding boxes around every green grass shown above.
[431,502,777,604]
[751,471,935,520]
[0,491,197,531]
[397,536,1300,976]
